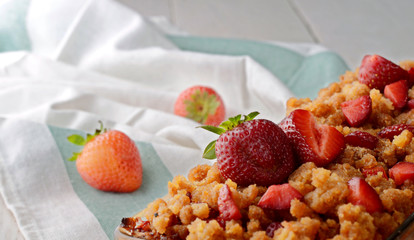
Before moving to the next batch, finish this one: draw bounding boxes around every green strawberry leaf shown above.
[67,134,86,146]
[68,152,80,162]
[246,111,260,121]
[203,140,217,159]
[199,125,226,135]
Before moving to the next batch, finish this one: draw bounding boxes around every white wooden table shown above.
[2,0,414,239]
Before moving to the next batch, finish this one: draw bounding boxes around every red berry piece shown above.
[361,165,388,179]
[358,54,409,91]
[218,184,242,221]
[347,177,383,213]
[384,80,408,109]
[341,95,372,127]
[378,124,414,140]
[389,162,414,185]
[408,67,414,87]
[174,85,225,126]
[266,222,283,238]
[202,112,296,186]
[407,99,414,109]
[279,109,345,167]
[258,184,303,210]
[344,131,378,150]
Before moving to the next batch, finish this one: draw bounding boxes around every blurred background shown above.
[2,0,414,69]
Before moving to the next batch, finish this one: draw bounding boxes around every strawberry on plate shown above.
[258,183,303,210]
[279,109,345,167]
[341,95,372,127]
[344,131,378,150]
[201,112,296,186]
[347,177,383,213]
[174,85,225,126]
[218,184,242,221]
[68,123,142,193]
[358,54,409,91]
[384,80,408,109]
[378,124,414,140]
[389,162,414,185]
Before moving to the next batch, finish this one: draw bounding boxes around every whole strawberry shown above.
[68,123,142,192]
[202,112,296,186]
[174,86,225,126]
[358,54,409,91]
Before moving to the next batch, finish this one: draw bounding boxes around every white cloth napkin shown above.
[0,0,342,239]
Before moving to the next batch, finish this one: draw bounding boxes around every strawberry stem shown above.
[67,121,107,161]
[200,112,259,159]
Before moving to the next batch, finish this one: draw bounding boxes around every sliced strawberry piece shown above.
[347,177,383,213]
[389,162,414,185]
[408,67,414,87]
[258,183,303,210]
[358,54,409,91]
[217,184,242,221]
[345,131,378,150]
[384,80,408,109]
[279,109,345,167]
[378,124,414,140]
[407,99,414,109]
[341,95,372,127]
[361,165,388,179]
[266,222,283,238]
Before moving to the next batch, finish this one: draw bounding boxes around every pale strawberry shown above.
[201,112,296,186]
[258,183,303,210]
[347,177,383,213]
[279,109,345,167]
[341,95,372,127]
[218,184,242,221]
[68,123,142,192]
[174,85,225,126]
[389,162,414,186]
[384,80,408,109]
[358,54,409,91]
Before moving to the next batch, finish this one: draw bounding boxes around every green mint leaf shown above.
[67,134,86,146]
[199,126,226,135]
[203,140,217,159]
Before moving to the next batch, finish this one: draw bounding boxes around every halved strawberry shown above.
[218,184,242,221]
[258,184,303,210]
[408,68,414,87]
[347,177,383,213]
[361,165,388,179]
[407,99,414,109]
[341,95,372,127]
[384,80,408,109]
[345,131,378,150]
[389,162,414,186]
[378,124,414,140]
[279,109,345,167]
[266,222,283,238]
[358,55,409,91]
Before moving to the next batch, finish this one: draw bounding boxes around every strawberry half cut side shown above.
[218,184,242,221]
[258,183,303,210]
[389,162,414,186]
[341,95,372,127]
[279,109,345,167]
[347,177,383,213]
[384,80,408,109]
[358,54,409,91]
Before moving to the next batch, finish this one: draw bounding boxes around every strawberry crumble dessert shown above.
[119,55,414,240]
